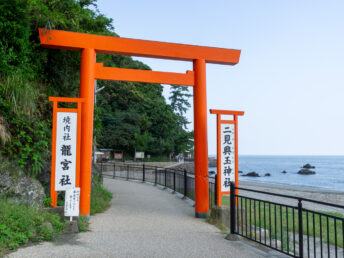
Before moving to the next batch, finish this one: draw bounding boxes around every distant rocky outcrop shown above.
[238,170,243,174]
[302,163,315,169]
[298,168,316,175]
[265,173,271,176]
[243,171,260,177]
[281,170,287,174]
[0,162,45,207]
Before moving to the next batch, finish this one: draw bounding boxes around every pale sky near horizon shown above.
[96,0,344,156]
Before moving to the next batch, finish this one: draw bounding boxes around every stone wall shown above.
[0,162,45,207]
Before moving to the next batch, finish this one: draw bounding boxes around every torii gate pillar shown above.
[193,59,209,217]
[79,48,96,216]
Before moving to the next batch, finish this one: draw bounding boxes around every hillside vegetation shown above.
[0,0,193,179]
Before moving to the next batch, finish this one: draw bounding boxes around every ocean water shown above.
[209,155,344,191]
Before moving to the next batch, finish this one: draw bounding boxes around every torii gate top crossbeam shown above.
[209,109,245,116]
[38,29,241,65]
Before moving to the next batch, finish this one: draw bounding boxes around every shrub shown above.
[77,216,89,232]
[0,197,65,256]
[43,197,52,207]
[90,178,112,215]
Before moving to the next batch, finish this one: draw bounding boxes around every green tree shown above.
[0,0,194,175]
[169,85,192,129]
[168,85,194,155]
[0,0,115,175]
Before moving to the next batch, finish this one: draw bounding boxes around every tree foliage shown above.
[169,85,192,129]
[0,0,193,176]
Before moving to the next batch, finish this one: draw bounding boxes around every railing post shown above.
[143,164,145,182]
[113,163,116,179]
[127,164,129,180]
[214,174,218,206]
[298,199,304,258]
[164,169,167,188]
[230,182,236,234]
[173,170,176,193]
[184,169,187,198]
[155,167,157,185]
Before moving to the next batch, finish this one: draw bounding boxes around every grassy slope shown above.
[0,198,65,256]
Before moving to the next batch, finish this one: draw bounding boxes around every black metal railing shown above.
[229,182,344,258]
[98,162,216,210]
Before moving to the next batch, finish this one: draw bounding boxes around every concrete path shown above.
[8,179,286,258]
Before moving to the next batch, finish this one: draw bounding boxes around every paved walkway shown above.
[9,179,286,258]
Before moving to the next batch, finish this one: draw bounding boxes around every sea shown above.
[208,155,344,192]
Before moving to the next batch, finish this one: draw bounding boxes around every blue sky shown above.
[96,0,344,155]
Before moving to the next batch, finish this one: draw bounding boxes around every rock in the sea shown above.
[238,170,243,174]
[302,163,315,169]
[264,173,271,176]
[243,171,260,177]
[0,163,45,207]
[281,170,287,174]
[298,168,316,175]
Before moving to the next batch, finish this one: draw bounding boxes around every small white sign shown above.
[64,187,80,217]
[135,152,144,159]
[55,112,77,191]
[220,123,235,192]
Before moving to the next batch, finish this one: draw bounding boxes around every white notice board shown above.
[55,112,77,191]
[135,152,144,158]
[64,187,80,217]
[220,123,235,192]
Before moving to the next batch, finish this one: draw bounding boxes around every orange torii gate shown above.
[39,29,241,218]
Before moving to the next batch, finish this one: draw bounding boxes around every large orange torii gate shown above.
[39,29,241,218]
